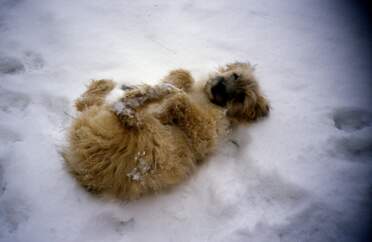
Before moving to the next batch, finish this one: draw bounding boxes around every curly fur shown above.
[63,62,269,200]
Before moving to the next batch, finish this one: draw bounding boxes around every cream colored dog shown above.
[63,62,269,200]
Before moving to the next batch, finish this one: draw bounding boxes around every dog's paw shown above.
[158,83,179,92]
[123,84,181,107]
[153,83,182,98]
[112,101,142,128]
[121,85,154,108]
[109,86,157,128]
[161,69,194,91]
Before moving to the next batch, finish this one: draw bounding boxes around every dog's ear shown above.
[227,90,269,121]
[253,94,270,120]
[219,62,253,74]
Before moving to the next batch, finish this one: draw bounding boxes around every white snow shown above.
[105,87,126,106]
[0,0,371,242]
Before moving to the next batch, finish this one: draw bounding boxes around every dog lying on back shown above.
[63,62,269,200]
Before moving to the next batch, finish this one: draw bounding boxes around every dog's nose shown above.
[211,77,228,106]
[213,78,226,93]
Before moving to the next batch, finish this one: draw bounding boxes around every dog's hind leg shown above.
[159,93,217,161]
[75,79,115,111]
[112,83,181,128]
[161,69,194,92]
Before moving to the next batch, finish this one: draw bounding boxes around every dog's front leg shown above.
[161,69,194,92]
[159,93,217,160]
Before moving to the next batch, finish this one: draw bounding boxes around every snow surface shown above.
[0,0,371,241]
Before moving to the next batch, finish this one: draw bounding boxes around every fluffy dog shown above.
[63,62,269,200]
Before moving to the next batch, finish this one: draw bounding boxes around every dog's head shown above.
[204,62,269,122]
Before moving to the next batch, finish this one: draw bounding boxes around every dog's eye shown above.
[232,73,239,80]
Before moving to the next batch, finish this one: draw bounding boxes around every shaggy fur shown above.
[63,62,269,200]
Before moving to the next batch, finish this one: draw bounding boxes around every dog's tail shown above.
[75,79,115,112]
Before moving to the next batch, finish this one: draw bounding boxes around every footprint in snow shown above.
[330,107,372,161]
[78,211,135,241]
[332,131,372,160]
[0,197,29,235]
[0,163,5,197]
[0,56,25,74]
[333,107,372,132]
[0,87,31,113]
[23,51,44,71]
[0,51,44,75]
[0,126,21,144]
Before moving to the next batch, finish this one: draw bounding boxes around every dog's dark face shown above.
[207,72,244,107]
[205,62,270,121]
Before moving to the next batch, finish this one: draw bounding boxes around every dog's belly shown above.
[64,105,196,200]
